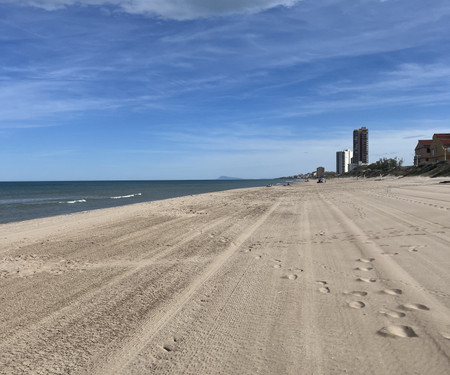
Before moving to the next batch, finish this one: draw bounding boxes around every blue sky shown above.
[1,0,450,180]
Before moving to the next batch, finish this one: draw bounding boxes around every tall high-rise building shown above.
[316,166,325,178]
[336,149,353,174]
[352,127,369,164]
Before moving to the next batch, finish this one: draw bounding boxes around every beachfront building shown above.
[336,149,353,174]
[352,127,369,165]
[430,133,450,163]
[414,139,432,166]
[317,167,325,178]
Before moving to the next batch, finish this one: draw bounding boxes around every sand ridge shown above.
[0,177,450,374]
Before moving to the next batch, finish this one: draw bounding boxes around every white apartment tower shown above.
[336,149,353,175]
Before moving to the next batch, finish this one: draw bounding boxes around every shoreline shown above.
[0,179,276,225]
[0,183,270,225]
[1,177,449,374]
[2,175,445,227]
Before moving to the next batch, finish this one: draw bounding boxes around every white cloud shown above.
[320,64,450,95]
[277,90,450,119]
[0,0,301,19]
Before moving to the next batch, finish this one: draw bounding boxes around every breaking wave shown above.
[110,193,142,199]
[60,199,87,204]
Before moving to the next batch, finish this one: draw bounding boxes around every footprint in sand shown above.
[356,277,377,283]
[315,281,330,293]
[162,337,178,352]
[273,264,282,269]
[282,274,298,280]
[348,301,365,309]
[377,325,418,338]
[408,245,427,253]
[344,291,368,297]
[399,303,430,311]
[380,289,402,296]
[358,258,375,263]
[380,310,406,318]
[355,266,373,272]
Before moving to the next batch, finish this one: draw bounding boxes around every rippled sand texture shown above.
[1,176,450,374]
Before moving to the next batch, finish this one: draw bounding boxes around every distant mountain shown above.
[217,176,243,180]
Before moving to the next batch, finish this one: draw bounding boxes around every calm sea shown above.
[0,180,276,224]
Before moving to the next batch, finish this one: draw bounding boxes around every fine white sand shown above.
[1,177,450,374]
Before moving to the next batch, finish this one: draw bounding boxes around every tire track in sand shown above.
[90,199,282,374]
[0,213,237,374]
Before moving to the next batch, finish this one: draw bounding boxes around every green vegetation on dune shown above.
[344,159,450,178]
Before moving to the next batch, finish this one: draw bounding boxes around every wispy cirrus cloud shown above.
[279,91,450,118]
[319,64,450,95]
[266,62,450,119]
[0,0,301,19]
[0,78,178,124]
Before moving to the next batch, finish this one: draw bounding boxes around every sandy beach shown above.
[1,177,449,374]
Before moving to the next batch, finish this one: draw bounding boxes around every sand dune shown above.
[1,177,449,374]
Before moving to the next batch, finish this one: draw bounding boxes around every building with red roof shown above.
[430,133,450,163]
[414,139,432,165]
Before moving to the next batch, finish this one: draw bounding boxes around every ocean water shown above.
[0,180,276,224]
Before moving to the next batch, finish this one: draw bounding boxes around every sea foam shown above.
[110,193,142,199]
[61,199,87,204]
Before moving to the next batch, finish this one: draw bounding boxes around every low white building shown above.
[336,149,353,174]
